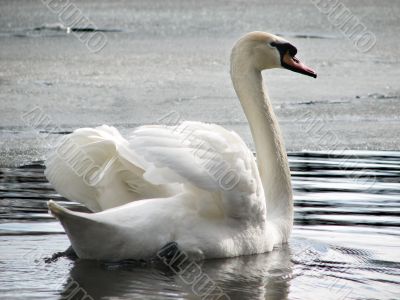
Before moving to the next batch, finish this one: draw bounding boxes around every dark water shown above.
[0,151,399,300]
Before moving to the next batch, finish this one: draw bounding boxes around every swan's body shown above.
[46,32,316,261]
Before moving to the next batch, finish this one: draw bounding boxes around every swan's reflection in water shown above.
[61,245,292,300]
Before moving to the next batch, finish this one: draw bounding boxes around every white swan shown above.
[46,31,316,261]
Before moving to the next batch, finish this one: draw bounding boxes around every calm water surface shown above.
[0,151,399,300]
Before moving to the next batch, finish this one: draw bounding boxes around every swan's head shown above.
[232,31,317,78]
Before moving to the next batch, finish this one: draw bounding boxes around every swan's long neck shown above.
[231,49,293,235]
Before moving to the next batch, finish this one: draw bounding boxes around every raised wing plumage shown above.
[45,125,171,212]
[128,121,266,221]
[45,122,265,221]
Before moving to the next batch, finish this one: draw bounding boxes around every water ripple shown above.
[0,151,399,299]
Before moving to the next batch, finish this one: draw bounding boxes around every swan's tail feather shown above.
[47,199,69,218]
[47,200,90,225]
[47,200,116,259]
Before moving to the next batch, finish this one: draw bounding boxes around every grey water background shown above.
[0,0,400,299]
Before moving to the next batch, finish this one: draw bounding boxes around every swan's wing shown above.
[128,121,265,221]
[45,122,265,220]
[45,125,173,212]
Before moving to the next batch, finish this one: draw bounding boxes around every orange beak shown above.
[282,50,317,78]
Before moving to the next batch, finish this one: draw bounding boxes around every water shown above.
[0,151,399,300]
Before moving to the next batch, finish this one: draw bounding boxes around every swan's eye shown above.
[268,42,277,49]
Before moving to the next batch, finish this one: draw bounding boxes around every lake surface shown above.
[0,151,399,300]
